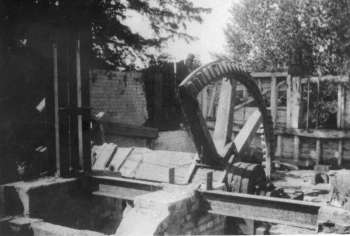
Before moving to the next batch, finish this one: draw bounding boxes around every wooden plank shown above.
[153,73,163,125]
[275,135,282,157]
[213,78,236,152]
[199,190,320,230]
[102,122,158,139]
[206,171,213,190]
[291,76,301,129]
[270,76,278,127]
[201,87,208,118]
[286,75,292,128]
[275,128,350,139]
[207,85,217,119]
[92,144,118,171]
[109,147,134,171]
[251,72,289,78]
[337,141,343,166]
[53,43,61,177]
[184,159,198,184]
[315,139,321,165]
[293,136,300,162]
[337,84,345,128]
[169,168,175,184]
[301,75,349,84]
[234,110,262,153]
[90,175,163,192]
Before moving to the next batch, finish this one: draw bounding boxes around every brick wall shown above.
[115,186,225,236]
[90,70,148,126]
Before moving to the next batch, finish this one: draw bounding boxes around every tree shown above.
[0,0,211,69]
[224,0,350,75]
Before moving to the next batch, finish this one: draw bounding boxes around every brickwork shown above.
[115,186,225,236]
[90,70,148,126]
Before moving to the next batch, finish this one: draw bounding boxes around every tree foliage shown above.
[224,0,350,74]
[0,0,210,69]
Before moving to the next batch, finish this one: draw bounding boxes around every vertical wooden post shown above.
[293,136,300,162]
[53,43,61,177]
[169,168,175,184]
[315,139,322,165]
[270,75,278,128]
[275,135,282,157]
[76,39,84,171]
[153,74,163,125]
[213,78,236,151]
[207,85,217,119]
[337,84,345,166]
[286,75,292,127]
[201,87,208,118]
[206,171,213,190]
[289,76,302,162]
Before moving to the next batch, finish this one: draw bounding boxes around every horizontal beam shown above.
[91,175,163,192]
[275,128,350,139]
[301,75,349,84]
[199,190,320,230]
[102,122,158,139]
[251,72,289,78]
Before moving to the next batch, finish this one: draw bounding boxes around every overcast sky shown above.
[125,0,236,64]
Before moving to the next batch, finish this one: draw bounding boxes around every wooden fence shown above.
[198,72,350,166]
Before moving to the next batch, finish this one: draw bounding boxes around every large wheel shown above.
[178,60,275,176]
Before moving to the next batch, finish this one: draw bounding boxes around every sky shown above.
[125,0,236,64]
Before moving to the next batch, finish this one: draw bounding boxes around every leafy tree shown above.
[0,0,210,69]
[224,0,350,75]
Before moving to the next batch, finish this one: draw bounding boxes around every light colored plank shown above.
[207,84,217,119]
[293,136,300,162]
[234,110,262,153]
[270,76,278,127]
[315,139,321,165]
[213,78,237,152]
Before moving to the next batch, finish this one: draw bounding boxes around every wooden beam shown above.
[251,72,289,78]
[53,43,61,177]
[293,136,300,162]
[337,84,345,166]
[315,139,322,165]
[206,171,213,190]
[199,190,320,230]
[275,135,282,157]
[286,75,292,128]
[270,76,278,127]
[275,128,350,139]
[213,78,236,152]
[169,168,175,184]
[234,110,262,154]
[76,40,84,171]
[102,122,158,139]
[207,85,217,119]
[201,87,208,118]
[301,75,349,84]
[290,76,302,129]
[153,73,163,125]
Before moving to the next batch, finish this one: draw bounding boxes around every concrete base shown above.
[1,177,124,235]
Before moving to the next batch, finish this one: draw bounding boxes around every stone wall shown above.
[90,70,148,126]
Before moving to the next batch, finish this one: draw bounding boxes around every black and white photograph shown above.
[1,0,350,235]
